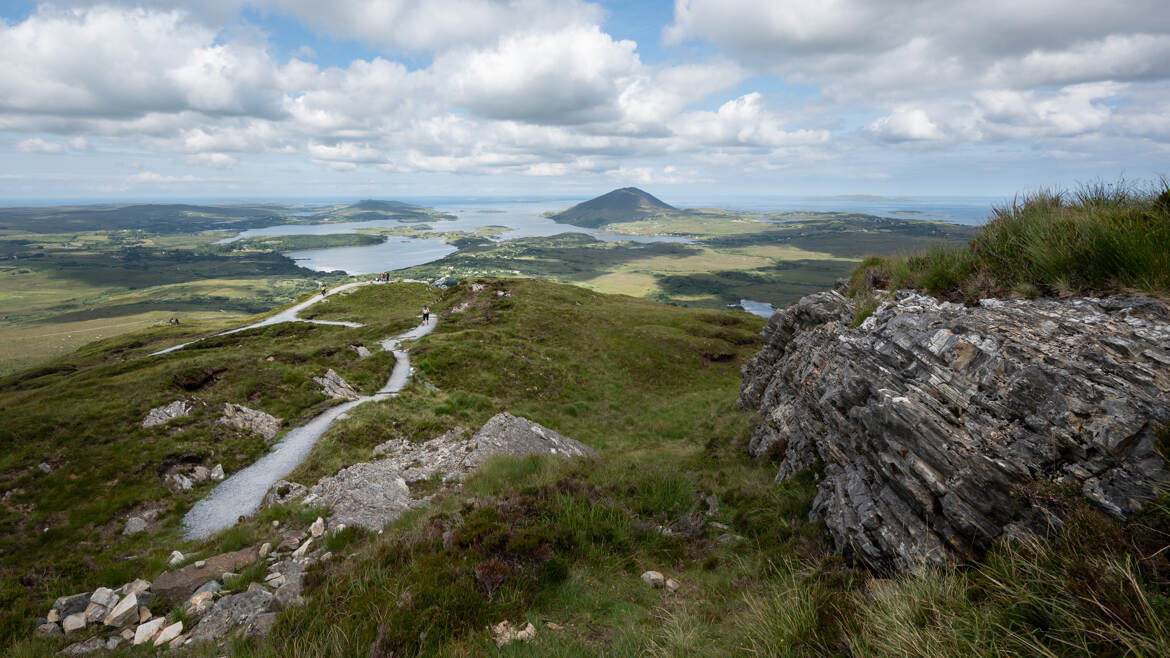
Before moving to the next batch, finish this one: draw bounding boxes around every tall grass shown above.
[852,180,1170,301]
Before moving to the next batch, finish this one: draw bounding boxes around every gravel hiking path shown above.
[181,313,437,540]
[148,280,371,357]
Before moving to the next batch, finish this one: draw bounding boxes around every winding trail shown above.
[182,314,438,540]
[149,280,371,357]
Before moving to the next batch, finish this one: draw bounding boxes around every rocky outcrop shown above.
[219,403,282,441]
[740,290,1170,572]
[142,400,192,428]
[291,413,596,531]
[313,369,360,400]
[187,583,273,645]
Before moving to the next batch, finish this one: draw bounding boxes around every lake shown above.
[221,196,999,275]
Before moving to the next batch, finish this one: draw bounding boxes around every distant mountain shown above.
[549,187,677,228]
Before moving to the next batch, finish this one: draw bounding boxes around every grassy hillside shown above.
[5,278,1168,656]
[850,181,1170,302]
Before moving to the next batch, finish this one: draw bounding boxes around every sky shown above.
[0,0,1168,201]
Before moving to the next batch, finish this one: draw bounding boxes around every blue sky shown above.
[1,0,1168,201]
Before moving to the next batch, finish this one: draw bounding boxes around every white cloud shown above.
[126,171,198,184]
[673,93,830,149]
[436,25,640,125]
[666,0,1170,96]
[186,152,239,168]
[868,107,944,142]
[257,0,602,53]
[17,137,66,153]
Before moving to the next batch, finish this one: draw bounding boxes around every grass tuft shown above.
[851,180,1170,302]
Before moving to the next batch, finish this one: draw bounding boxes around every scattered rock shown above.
[210,463,225,480]
[122,516,147,536]
[137,607,152,623]
[546,621,563,630]
[90,587,118,609]
[53,593,91,618]
[187,584,273,644]
[60,637,105,655]
[258,542,271,558]
[351,344,372,359]
[154,621,183,646]
[134,617,166,645]
[84,599,110,624]
[641,571,665,589]
[291,539,312,560]
[218,403,282,442]
[47,609,59,623]
[193,580,220,597]
[313,369,360,400]
[315,414,595,531]
[104,636,121,650]
[275,530,307,552]
[152,546,258,606]
[309,516,325,538]
[119,579,151,598]
[166,473,194,492]
[37,462,52,474]
[663,510,704,539]
[665,578,681,592]
[185,591,215,618]
[142,400,193,428]
[268,561,305,611]
[62,612,87,634]
[492,621,536,647]
[167,550,184,567]
[103,593,138,627]
[739,291,1170,572]
[263,480,307,506]
[34,622,62,638]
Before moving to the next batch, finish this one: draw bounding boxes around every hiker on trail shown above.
[321,286,327,297]
[422,305,430,323]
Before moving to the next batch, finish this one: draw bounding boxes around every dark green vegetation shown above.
[850,181,1170,302]
[548,187,677,228]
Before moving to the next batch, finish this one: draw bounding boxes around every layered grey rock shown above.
[142,400,193,428]
[300,413,596,531]
[313,369,360,400]
[740,290,1170,572]
[218,403,282,441]
[187,584,273,644]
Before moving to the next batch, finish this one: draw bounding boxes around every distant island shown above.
[547,187,677,228]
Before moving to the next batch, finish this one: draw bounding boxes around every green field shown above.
[393,211,978,310]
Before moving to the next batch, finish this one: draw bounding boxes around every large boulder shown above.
[313,369,360,400]
[739,291,1170,572]
[151,546,258,606]
[304,414,596,531]
[219,403,282,442]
